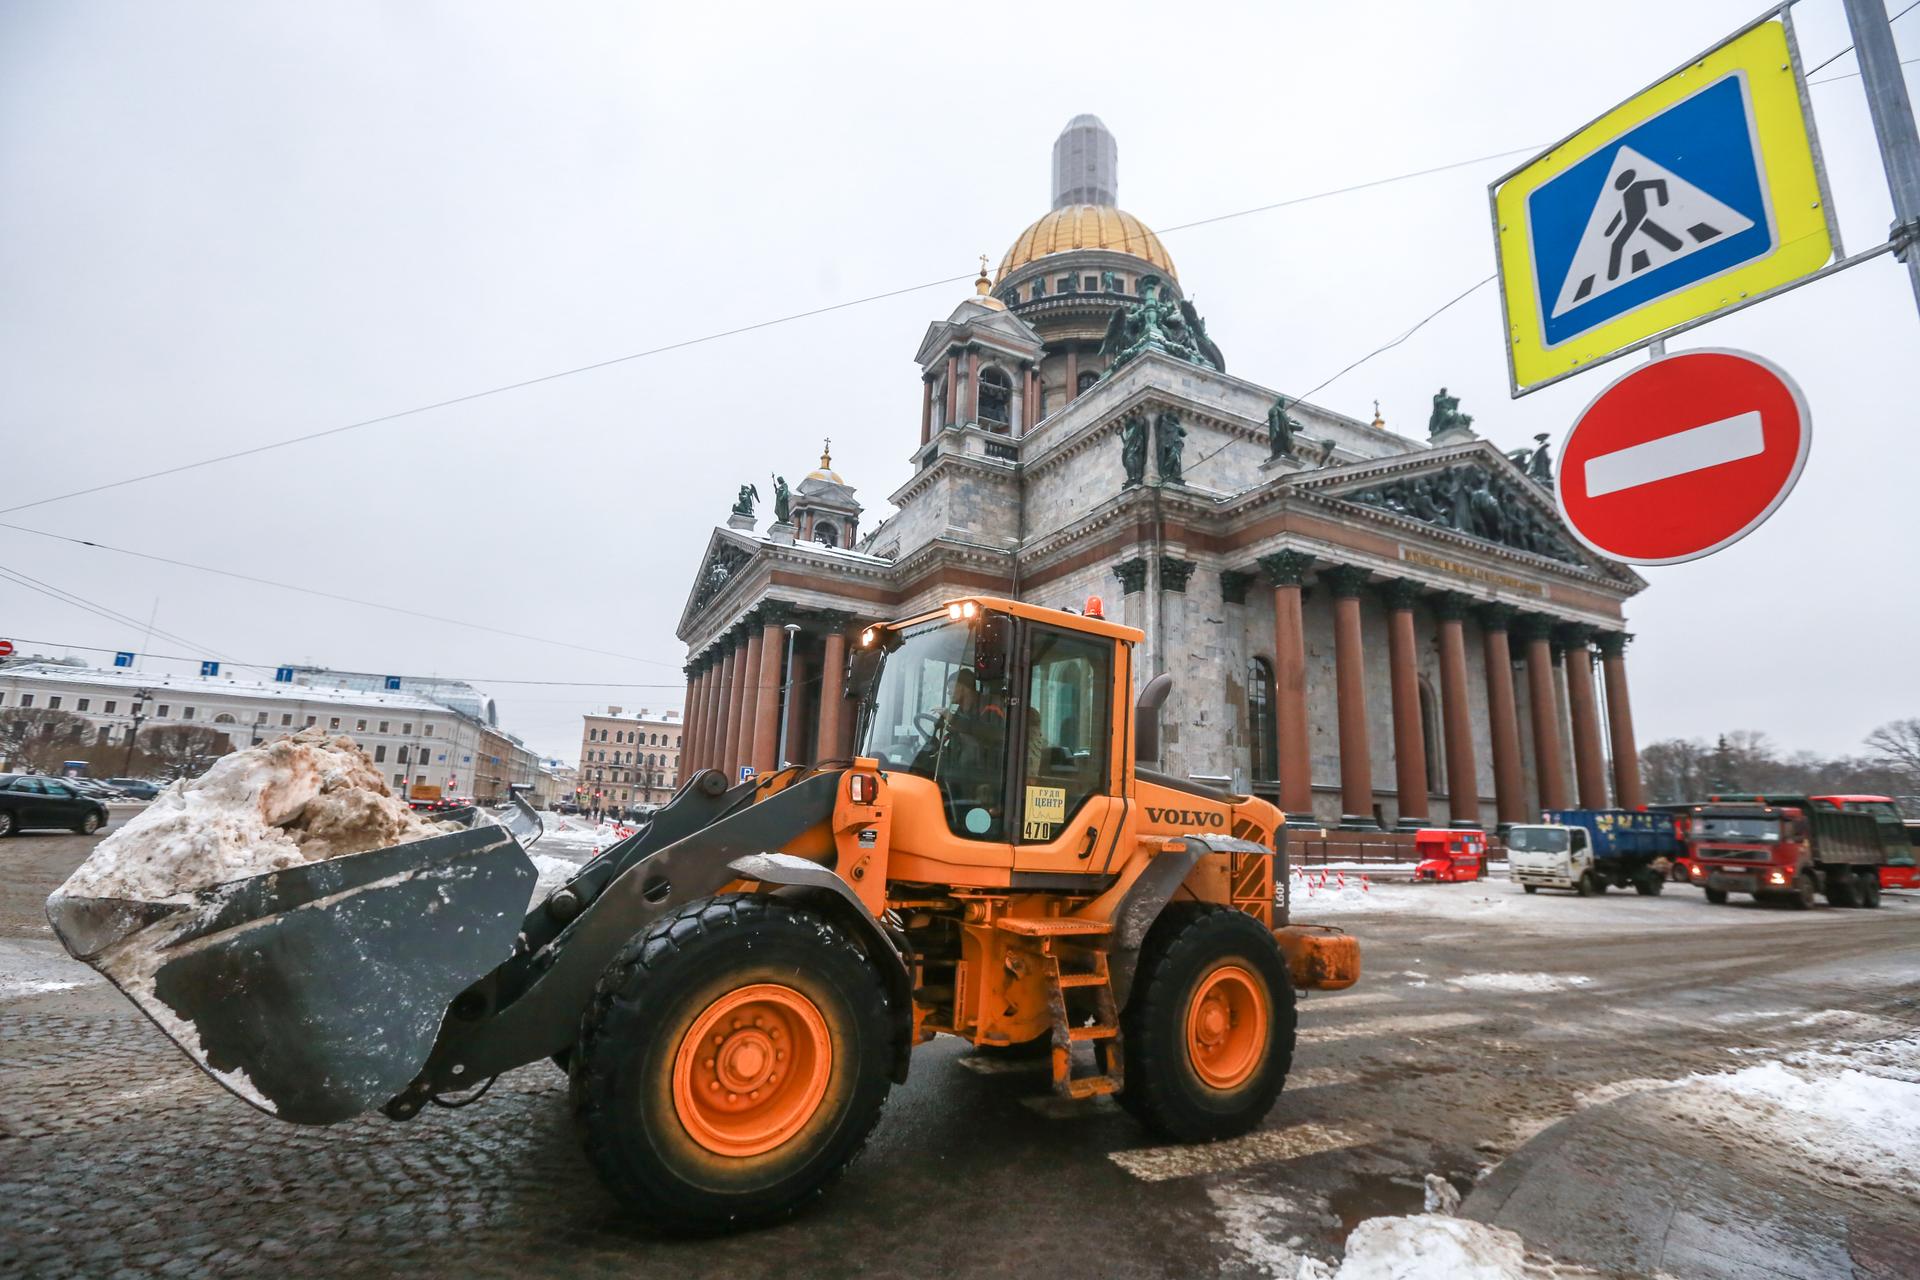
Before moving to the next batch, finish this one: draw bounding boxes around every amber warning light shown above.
[1084,595,1104,619]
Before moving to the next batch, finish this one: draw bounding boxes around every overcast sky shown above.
[2,0,1915,765]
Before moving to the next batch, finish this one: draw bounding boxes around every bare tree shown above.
[140,726,233,781]
[0,709,94,773]
[1865,718,1920,784]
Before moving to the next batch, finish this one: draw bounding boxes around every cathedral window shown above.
[978,367,1012,425]
[1247,658,1279,785]
[1057,275,1075,293]
[1076,370,1099,395]
[1083,275,1098,291]
[814,519,840,547]
[1418,679,1442,793]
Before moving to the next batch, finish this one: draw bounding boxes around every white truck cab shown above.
[1507,823,1595,895]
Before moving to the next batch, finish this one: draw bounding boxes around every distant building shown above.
[0,662,537,798]
[577,706,682,810]
[537,760,577,808]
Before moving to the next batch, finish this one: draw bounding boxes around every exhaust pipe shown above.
[1135,673,1171,764]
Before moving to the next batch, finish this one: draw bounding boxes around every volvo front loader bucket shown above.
[46,809,537,1124]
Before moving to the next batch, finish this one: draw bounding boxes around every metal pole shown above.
[775,623,801,767]
[1843,0,1920,314]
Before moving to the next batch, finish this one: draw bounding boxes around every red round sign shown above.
[1556,348,1810,565]
[0,639,13,658]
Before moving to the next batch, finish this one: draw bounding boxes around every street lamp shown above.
[776,622,802,768]
[121,689,153,775]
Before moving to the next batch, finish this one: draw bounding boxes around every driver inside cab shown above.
[915,668,1008,832]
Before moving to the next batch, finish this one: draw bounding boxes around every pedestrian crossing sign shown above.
[1492,17,1835,395]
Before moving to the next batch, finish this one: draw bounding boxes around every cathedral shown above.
[672,116,1647,832]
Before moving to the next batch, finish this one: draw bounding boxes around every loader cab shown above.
[853,597,1138,883]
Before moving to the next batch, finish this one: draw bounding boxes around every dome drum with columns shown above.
[672,117,1649,846]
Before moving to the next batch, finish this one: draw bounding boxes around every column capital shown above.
[1510,612,1556,645]
[1428,590,1475,622]
[1476,601,1520,631]
[1594,630,1632,658]
[1257,549,1314,587]
[1377,578,1422,611]
[1219,569,1256,606]
[1114,556,1149,594]
[1553,621,1595,652]
[683,662,697,679]
[1158,556,1197,593]
[757,600,797,628]
[1320,564,1372,599]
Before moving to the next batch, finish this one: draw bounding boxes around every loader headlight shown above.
[848,772,877,805]
[861,628,876,647]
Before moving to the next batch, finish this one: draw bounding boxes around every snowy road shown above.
[1,830,1915,1278]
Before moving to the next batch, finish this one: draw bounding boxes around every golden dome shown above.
[996,204,1177,284]
[805,440,843,485]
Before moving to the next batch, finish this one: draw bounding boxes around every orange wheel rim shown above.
[1185,963,1268,1090]
[672,983,832,1157]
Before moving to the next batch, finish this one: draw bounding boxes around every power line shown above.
[1181,274,1496,481]
[0,636,690,689]
[1803,0,1920,76]
[1807,53,1920,83]
[0,564,229,660]
[0,522,681,669]
[2,144,1547,520]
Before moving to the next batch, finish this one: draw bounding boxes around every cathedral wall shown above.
[883,465,1022,563]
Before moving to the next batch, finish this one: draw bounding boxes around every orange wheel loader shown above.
[46,596,1359,1233]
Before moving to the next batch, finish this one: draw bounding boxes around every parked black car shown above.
[0,775,111,836]
[105,778,162,800]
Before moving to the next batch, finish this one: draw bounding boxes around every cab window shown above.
[857,614,1012,841]
[1020,628,1110,842]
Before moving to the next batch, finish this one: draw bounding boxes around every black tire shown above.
[1575,873,1594,898]
[1824,872,1858,909]
[1587,873,1607,895]
[0,810,14,838]
[1119,905,1296,1143]
[1703,888,1728,905]
[1859,872,1883,909]
[1634,874,1663,897]
[1522,884,1539,894]
[1790,873,1816,910]
[74,811,102,836]
[571,894,893,1233]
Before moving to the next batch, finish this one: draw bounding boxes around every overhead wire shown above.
[0,565,231,660]
[1802,0,1919,76]
[0,146,1546,522]
[0,522,682,669]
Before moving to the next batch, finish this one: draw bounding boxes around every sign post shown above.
[1492,13,1838,395]
[1556,348,1810,564]
[1842,0,1920,315]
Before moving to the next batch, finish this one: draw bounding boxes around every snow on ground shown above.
[0,939,101,1002]
[1286,872,1920,932]
[1309,1214,1600,1279]
[1447,972,1591,994]
[1657,1035,1920,1201]
[536,812,632,853]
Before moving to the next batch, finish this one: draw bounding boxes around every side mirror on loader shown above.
[973,613,1012,683]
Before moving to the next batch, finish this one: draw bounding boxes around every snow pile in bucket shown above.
[58,728,458,903]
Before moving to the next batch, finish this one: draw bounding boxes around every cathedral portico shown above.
[672,115,1651,835]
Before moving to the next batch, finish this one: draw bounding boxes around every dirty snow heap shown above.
[58,729,457,903]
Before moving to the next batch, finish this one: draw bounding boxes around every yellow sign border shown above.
[1493,18,1833,395]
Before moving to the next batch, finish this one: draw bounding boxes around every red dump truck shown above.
[1681,794,1889,908]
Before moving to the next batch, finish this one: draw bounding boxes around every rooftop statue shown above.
[770,474,792,525]
[1098,275,1223,377]
[1119,412,1149,487]
[1154,410,1187,485]
[1266,397,1300,460]
[732,483,759,518]
[1428,387,1474,439]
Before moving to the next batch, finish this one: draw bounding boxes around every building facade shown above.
[0,662,538,798]
[670,116,1647,830]
[577,706,683,810]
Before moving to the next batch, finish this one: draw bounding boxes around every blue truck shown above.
[1506,808,1684,897]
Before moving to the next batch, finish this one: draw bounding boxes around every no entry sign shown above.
[1557,348,1810,565]
[0,639,13,658]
